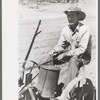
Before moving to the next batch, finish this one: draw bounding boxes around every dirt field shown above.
[19,1,97,87]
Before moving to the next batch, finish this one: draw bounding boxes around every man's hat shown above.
[64,6,86,21]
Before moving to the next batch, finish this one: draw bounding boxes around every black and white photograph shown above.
[18,0,97,100]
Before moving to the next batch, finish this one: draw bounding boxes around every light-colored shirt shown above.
[51,22,92,57]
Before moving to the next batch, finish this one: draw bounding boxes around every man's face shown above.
[67,11,79,25]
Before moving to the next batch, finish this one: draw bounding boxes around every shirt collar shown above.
[70,23,80,36]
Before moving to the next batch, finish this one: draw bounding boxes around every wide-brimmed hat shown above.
[64,6,86,21]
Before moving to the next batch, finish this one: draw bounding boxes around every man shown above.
[44,5,92,88]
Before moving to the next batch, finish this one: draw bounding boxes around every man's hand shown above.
[57,52,68,60]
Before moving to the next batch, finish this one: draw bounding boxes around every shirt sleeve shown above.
[67,27,91,56]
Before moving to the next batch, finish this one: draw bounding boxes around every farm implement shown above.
[18,20,96,100]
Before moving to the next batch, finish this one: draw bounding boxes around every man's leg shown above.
[64,56,79,88]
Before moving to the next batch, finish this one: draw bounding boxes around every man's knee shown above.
[68,56,78,69]
[69,56,77,62]
[69,56,84,69]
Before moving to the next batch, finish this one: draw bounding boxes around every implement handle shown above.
[24,57,66,73]
[20,20,41,86]
[22,20,41,69]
